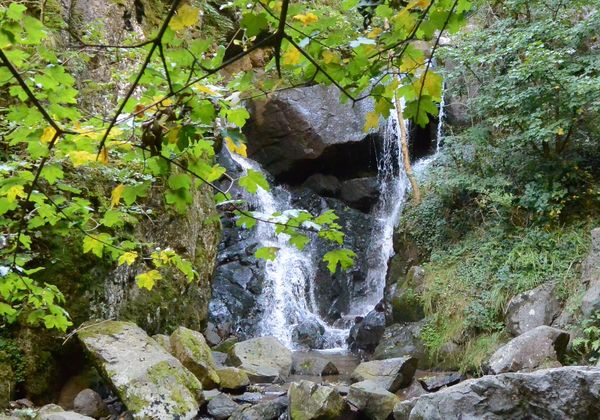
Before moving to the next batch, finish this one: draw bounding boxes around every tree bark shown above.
[395,93,421,204]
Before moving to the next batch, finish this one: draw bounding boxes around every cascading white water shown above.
[226,92,433,349]
[350,98,411,316]
[228,152,348,349]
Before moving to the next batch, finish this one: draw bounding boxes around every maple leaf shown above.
[169,4,199,31]
[110,184,125,208]
[363,111,380,132]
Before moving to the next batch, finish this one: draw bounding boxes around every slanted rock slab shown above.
[229,336,292,383]
[347,380,400,420]
[78,321,203,419]
[217,367,250,390]
[488,325,569,374]
[291,354,339,376]
[505,282,561,336]
[351,357,418,392]
[394,366,600,419]
[171,326,220,389]
[288,380,349,420]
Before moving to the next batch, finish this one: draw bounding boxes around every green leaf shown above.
[255,247,279,261]
[168,173,192,190]
[322,249,356,273]
[289,233,310,251]
[82,233,112,258]
[236,212,257,229]
[40,164,63,185]
[226,107,250,128]
[122,183,149,206]
[239,169,269,193]
[7,3,27,21]
[240,12,269,37]
[404,95,439,127]
[101,209,124,228]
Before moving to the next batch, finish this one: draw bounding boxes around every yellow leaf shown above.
[400,54,425,74]
[322,50,340,64]
[40,126,57,144]
[367,28,382,39]
[224,136,247,157]
[135,270,162,291]
[363,111,380,132]
[557,127,565,136]
[111,184,125,208]
[68,151,96,167]
[416,71,443,101]
[195,84,218,96]
[292,12,318,26]
[118,251,138,266]
[5,185,26,202]
[282,46,301,65]
[167,127,181,144]
[394,9,417,32]
[169,4,199,31]
[407,0,431,9]
[99,147,109,164]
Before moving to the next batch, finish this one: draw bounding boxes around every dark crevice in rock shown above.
[273,133,383,185]
[409,117,438,161]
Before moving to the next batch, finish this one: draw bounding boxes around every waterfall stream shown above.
[226,95,435,350]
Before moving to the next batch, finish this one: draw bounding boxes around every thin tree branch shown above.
[95,0,183,159]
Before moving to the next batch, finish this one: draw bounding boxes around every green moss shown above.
[78,321,128,340]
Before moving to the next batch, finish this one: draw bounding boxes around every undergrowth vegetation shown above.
[398,0,600,373]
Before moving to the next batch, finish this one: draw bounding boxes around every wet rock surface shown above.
[348,309,386,353]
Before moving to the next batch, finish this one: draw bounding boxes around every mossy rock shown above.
[78,321,204,418]
[391,266,426,323]
[0,357,15,409]
[170,327,220,389]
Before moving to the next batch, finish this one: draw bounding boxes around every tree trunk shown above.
[395,93,421,204]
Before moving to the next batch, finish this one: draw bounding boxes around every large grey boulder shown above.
[505,281,561,336]
[78,321,203,419]
[347,380,400,420]
[339,177,380,212]
[229,337,293,383]
[230,396,288,420]
[291,320,325,349]
[351,357,418,392]
[72,389,108,418]
[170,326,220,389]
[373,321,430,368]
[394,366,600,419]
[581,228,600,318]
[288,380,349,420]
[244,85,376,176]
[348,309,386,353]
[488,325,569,374]
[207,393,239,420]
[216,367,250,390]
[291,354,338,376]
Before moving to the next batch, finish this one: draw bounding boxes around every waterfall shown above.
[228,152,348,349]
[224,94,418,349]
[350,98,411,316]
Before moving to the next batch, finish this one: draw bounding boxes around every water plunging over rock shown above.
[209,85,414,350]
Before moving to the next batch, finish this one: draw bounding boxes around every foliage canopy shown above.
[0,0,469,331]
